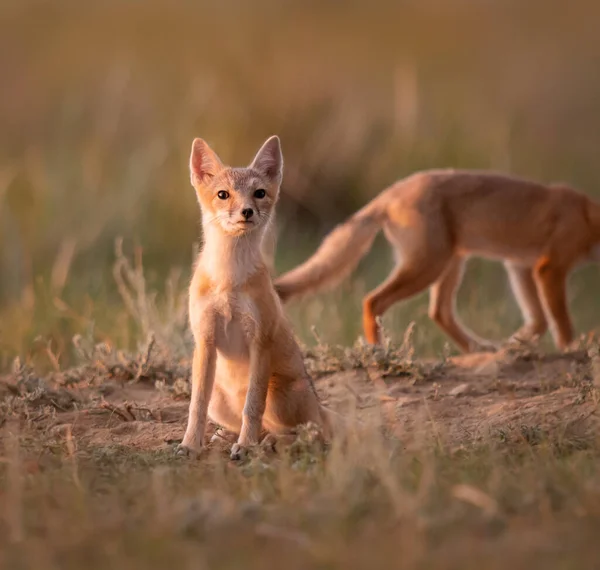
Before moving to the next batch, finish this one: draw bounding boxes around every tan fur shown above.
[178,136,331,459]
[275,170,600,352]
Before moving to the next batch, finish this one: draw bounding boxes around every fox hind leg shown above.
[428,256,497,353]
[505,262,548,344]
[362,255,451,345]
[532,257,573,350]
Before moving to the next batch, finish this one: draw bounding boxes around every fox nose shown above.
[241,208,254,220]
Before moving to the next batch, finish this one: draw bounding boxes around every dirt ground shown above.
[2,344,597,456]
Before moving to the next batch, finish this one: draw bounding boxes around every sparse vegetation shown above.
[1,326,600,568]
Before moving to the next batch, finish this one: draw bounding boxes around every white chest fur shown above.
[212,292,259,360]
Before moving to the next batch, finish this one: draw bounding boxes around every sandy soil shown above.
[2,346,596,457]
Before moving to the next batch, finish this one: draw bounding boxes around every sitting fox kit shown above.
[178,136,330,460]
[275,170,600,353]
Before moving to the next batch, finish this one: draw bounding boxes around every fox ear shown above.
[250,135,283,184]
[190,138,224,187]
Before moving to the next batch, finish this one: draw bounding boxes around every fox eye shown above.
[217,190,229,200]
[254,189,266,199]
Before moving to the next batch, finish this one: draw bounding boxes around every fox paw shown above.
[230,443,249,461]
[175,444,202,459]
[470,340,500,353]
[507,330,542,348]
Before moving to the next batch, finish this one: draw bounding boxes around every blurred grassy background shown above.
[2,0,600,370]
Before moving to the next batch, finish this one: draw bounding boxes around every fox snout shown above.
[241,208,254,220]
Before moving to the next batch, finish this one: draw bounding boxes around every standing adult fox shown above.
[178,135,332,460]
[274,170,600,352]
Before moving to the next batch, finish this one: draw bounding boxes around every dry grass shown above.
[1,342,600,569]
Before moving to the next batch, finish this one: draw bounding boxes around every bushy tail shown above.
[274,203,384,301]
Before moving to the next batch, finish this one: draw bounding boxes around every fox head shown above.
[189,136,283,238]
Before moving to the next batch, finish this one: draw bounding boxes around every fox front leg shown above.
[177,341,217,457]
[230,344,271,460]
